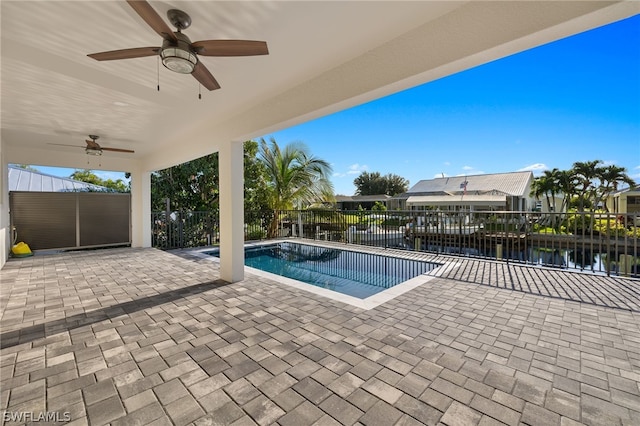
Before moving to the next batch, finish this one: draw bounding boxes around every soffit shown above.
[1,1,637,172]
[407,195,507,206]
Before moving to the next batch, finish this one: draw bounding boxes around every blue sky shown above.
[263,14,640,195]
[25,15,639,195]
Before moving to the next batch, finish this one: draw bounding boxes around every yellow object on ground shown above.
[11,242,33,257]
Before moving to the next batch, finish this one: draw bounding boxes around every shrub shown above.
[245,228,267,240]
[371,201,387,212]
[308,209,348,231]
[564,212,594,234]
[593,219,636,238]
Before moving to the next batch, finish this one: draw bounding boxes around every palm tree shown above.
[594,165,635,212]
[531,168,574,230]
[555,169,577,214]
[572,160,603,211]
[259,138,334,237]
[530,171,554,212]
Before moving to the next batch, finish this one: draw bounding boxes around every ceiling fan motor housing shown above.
[161,32,198,73]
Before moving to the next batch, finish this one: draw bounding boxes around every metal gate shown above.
[9,191,131,250]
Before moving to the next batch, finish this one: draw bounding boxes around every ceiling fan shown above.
[87,0,269,91]
[50,135,135,156]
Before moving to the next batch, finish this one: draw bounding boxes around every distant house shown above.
[392,171,534,211]
[607,185,640,214]
[534,194,564,213]
[335,194,391,210]
[8,165,112,192]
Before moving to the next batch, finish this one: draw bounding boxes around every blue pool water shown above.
[208,242,440,299]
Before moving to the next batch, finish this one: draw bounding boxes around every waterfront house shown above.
[607,185,640,214]
[395,171,535,212]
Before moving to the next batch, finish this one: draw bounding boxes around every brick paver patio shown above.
[1,247,638,425]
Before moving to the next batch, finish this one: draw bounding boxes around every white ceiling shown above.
[2,1,638,173]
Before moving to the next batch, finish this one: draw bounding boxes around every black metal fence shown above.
[152,209,640,276]
[151,210,274,249]
[152,211,219,249]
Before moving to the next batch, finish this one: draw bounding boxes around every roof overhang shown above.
[2,1,638,173]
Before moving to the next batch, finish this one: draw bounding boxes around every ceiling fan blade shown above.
[126,0,177,42]
[101,147,135,153]
[48,143,83,148]
[192,40,269,56]
[192,62,220,91]
[88,47,159,61]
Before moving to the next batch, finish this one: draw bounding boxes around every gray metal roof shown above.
[8,165,112,192]
[613,185,640,195]
[407,171,533,197]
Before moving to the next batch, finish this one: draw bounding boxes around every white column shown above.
[130,169,151,247]
[219,141,244,283]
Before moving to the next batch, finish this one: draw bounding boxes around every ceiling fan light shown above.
[161,47,197,74]
[86,148,103,156]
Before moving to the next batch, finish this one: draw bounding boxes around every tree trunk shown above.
[268,209,280,238]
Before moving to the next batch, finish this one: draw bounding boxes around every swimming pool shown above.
[207,241,440,299]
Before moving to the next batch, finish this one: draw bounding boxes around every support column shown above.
[0,143,9,268]
[130,169,151,247]
[219,141,244,283]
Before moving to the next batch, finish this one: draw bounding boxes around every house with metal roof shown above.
[393,171,534,211]
[607,185,640,214]
[8,165,112,192]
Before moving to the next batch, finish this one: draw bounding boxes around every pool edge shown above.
[185,240,461,310]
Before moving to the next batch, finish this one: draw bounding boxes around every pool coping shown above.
[186,239,462,310]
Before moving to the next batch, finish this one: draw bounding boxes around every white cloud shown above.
[518,163,548,176]
[433,173,449,179]
[332,163,368,178]
[443,161,451,166]
[346,163,368,175]
[456,171,485,176]
[457,166,483,176]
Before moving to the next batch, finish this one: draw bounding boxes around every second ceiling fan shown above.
[87,0,269,91]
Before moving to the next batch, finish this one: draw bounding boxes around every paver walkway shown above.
[1,247,639,425]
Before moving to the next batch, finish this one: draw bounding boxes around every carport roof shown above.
[8,165,111,192]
